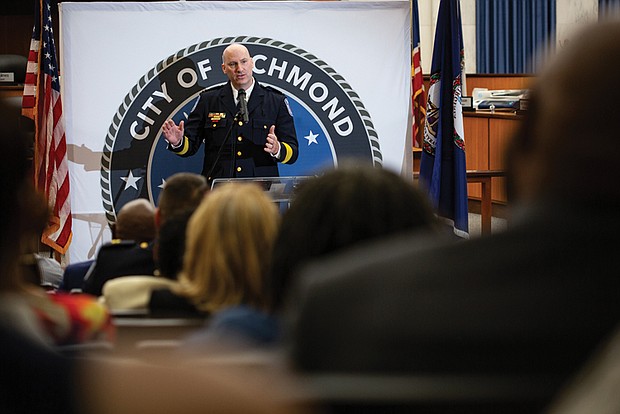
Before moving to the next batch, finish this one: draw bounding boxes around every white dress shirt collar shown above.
[232,78,255,104]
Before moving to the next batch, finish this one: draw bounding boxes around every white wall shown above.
[556,0,598,50]
[417,0,476,75]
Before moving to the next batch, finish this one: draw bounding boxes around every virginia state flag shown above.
[419,0,468,238]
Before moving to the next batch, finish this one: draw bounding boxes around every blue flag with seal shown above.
[419,0,468,238]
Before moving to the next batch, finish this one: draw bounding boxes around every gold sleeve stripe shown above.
[281,142,293,164]
[176,137,190,155]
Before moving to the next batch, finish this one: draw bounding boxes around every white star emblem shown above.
[121,170,142,190]
[305,130,319,146]
[158,178,166,189]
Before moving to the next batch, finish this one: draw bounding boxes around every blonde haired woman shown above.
[149,182,279,322]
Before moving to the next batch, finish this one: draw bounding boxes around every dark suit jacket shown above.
[0,323,78,414]
[82,240,156,297]
[287,202,620,405]
[169,81,298,183]
[59,259,94,292]
[148,288,208,319]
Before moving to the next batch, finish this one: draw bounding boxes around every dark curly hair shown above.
[268,161,439,311]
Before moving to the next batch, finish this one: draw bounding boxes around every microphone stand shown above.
[205,110,243,184]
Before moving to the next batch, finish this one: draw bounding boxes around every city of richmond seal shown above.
[101,36,381,224]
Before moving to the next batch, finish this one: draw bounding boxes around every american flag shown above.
[22,0,72,254]
[411,0,426,148]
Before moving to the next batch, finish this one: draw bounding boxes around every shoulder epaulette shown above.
[262,84,285,96]
[103,239,138,248]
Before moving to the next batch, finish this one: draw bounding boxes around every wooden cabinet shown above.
[463,112,521,204]
[488,115,520,202]
[463,115,490,199]
[414,112,522,206]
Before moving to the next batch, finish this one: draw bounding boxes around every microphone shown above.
[238,88,249,124]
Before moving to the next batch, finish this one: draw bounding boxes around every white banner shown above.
[60,1,411,263]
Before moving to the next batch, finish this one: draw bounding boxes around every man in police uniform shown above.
[82,198,157,297]
[162,43,298,184]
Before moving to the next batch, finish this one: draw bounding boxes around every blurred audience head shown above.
[0,99,48,292]
[156,172,208,226]
[506,20,620,208]
[112,198,156,242]
[153,172,207,271]
[156,210,192,280]
[177,182,279,312]
[269,162,439,311]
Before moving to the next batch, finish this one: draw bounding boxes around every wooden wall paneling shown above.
[463,115,489,199]
[424,75,535,100]
[463,75,534,96]
[0,15,34,56]
[0,86,24,99]
[412,148,421,175]
[489,116,521,203]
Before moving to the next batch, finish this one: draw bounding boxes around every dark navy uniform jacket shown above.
[82,239,156,297]
[168,81,298,183]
